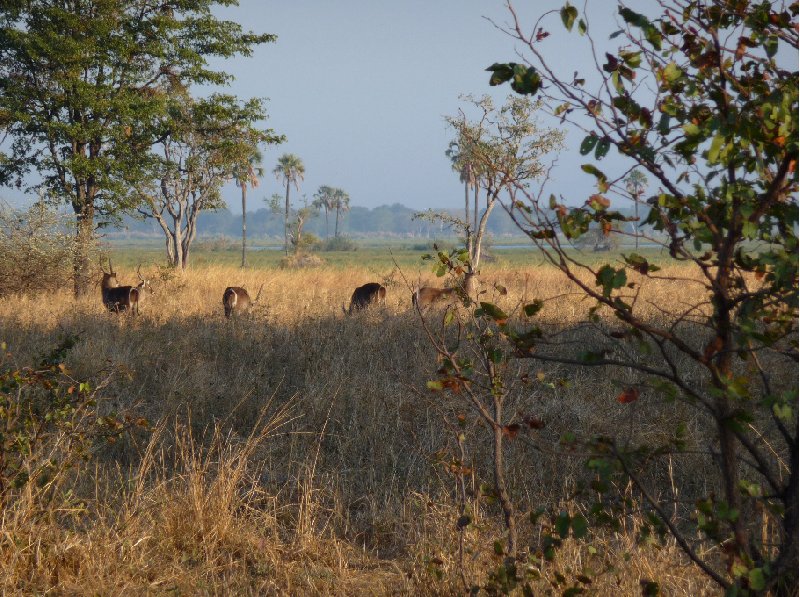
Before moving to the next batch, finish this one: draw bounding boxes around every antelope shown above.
[412,272,476,310]
[223,284,264,318]
[100,258,120,310]
[343,282,386,315]
[101,262,153,315]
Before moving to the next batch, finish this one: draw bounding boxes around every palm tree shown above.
[273,153,305,255]
[624,169,648,249]
[312,185,336,238]
[333,188,350,238]
[446,140,478,259]
[234,148,263,267]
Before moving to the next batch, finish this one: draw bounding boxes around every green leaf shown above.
[618,7,649,29]
[707,134,724,163]
[571,514,589,539]
[662,62,682,84]
[511,64,542,95]
[578,19,587,35]
[426,380,443,391]
[580,134,598,155]
[523,300,544,316]
[555,512,571,538]
[561,3,578,31]
[595,137,611,159]
[764,35,778,58]
[486,63,514,86]
[748,568,766,591]
[479,302,509,323]
[619,50,641,68]
[494,540,505,555]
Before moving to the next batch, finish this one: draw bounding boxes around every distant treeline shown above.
[109,202,648,240]
[110,203,521,240]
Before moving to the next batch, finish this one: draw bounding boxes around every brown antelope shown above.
[223,284,264,318]
[101,262,152,315]
[412,272,476,310]
[100,258,120,310]
[343,282,386,315]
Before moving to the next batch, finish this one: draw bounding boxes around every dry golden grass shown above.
[0,261,734,595]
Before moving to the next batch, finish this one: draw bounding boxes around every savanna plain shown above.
[0,247,763,595]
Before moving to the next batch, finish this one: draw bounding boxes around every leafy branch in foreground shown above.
[484,0,797,593]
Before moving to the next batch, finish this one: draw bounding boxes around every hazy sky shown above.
[1,2,637,212]
[209,0,608,213]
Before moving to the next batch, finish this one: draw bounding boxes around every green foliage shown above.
[140,94,280,269]
[0,336,139,503]
[0,1,277,289]
[318,236,358,252]
[485,0,798,592]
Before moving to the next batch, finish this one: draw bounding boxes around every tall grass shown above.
[0,261,745,594]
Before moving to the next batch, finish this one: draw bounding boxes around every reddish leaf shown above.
[502,424,521,438]
[525,416,546,430]
[617,387,640,404]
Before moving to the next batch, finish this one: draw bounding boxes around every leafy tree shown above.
[312,185,337,238]
[446,139,478,254]
[332,187,350,237]
[289,197,319,253]
[0,0,275,295]
[138,94,277,270]
[624,169,648,248]
[444,95,564,277]
[273,154,305,255]
[235,148,265,268]
[484,1,797,592]
[333,189,350,238]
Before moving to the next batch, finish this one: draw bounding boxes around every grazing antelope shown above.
[343,282,386,315]
[101,263,153,315]
[412,273,476,310]
[223,284,264,318]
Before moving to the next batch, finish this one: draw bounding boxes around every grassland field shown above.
[0,241,772,595]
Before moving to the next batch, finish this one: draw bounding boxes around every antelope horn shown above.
[253,283,265,303]
[108,258,115,274]
[136,264,143,282]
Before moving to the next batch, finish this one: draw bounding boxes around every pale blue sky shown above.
[1,2,667,213]
[209,0,607,213]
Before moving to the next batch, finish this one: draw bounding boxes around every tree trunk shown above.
[325,207,330,238]
[73,201,94,297]
[284,179,290,256]
[335,208,340,238]
[492,391,517,556]
[472,191,497,272]
[464,175,473,265]
[241,184,247,267]
[473,181,479,234]
[634,197,639,249]
[172,218,183,270]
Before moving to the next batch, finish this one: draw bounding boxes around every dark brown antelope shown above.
[223,284,264,318]
[412,272,476,310]
[101,263,152,315]
[100,259,120,310]
[343,282,386,315]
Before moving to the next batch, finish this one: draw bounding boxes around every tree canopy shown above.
[0,0,276,292]
[480,0,797,591]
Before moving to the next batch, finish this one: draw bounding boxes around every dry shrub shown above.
[0,203,92,296]
[279,252,325,269]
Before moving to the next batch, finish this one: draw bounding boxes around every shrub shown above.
[0,335,137,505]
[278,253,325,269]
[0,203,84,296]
[319,236,358,252]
